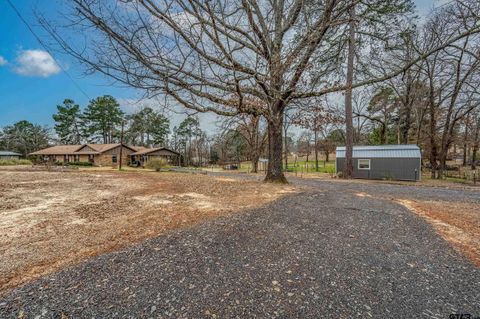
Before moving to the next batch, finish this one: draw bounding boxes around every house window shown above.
[358,159,371,170]
[74,155,80,162]
[112,155,118,163]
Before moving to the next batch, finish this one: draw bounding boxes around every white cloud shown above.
[13,50,61,77]
[0,56,7,66]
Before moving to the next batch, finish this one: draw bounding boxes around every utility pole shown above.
[119,119,125,171]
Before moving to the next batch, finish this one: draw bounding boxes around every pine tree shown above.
[83,95,124,143]
[52,99,83,144]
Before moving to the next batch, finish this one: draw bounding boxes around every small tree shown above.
[293,103,341,171]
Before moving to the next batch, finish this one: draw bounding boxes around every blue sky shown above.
[0,0,443,130]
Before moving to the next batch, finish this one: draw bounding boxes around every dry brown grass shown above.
[0,168,295,293]
[396,199,480,266]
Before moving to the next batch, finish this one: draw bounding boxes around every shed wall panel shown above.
[336,157,420,181]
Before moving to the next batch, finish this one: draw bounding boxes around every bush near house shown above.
[146,158,168,171]
[65,161,93,167]
[0,159,32,166]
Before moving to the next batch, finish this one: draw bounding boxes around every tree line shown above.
[52,95,169,146]
[0,95,209,165]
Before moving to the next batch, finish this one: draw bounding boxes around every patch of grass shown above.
[0,159,32,166]
[285,160,335,173]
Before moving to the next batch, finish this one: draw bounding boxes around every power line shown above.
[5,0,91,100]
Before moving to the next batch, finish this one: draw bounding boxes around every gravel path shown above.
[1,176,479,318]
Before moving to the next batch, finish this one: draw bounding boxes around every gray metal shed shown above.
[335,145,421,181]
[0,151,21,160]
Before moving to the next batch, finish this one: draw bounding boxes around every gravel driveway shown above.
[1,176,479,318]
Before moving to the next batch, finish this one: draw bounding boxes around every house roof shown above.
[336,145,421,159]
[86,144,124,153]
[0,151,21,156]
[130,146,150,152]
[29,145,84,155]
[29,143,136,156]
[131,147,180,156]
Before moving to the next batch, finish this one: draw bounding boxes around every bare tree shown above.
[471,110,480,169]
[297,131,313,163]
[418,3,480,178]
[351,89,370,143]
[222,113,267,173]
[356,87,398,144]
[293,103,340,171]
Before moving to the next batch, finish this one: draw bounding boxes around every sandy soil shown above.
[0,168,295,293]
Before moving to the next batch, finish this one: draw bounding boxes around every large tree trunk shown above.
[463,122,468,166]
[343,2,356,178]
[401,104,412,144]
[265,113,287,183]
[251,152,259,173]
[438,149,448,179]
[428,80,439,179]
[314,130,319,172]
[472,119,479,170]
[284,124,288,171]
[381,124,387,144]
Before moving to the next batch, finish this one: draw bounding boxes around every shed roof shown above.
[0,151,21,156]
[336,145,421,159]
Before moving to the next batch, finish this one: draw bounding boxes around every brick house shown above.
[30,144,180,167]
[30,143,136,167]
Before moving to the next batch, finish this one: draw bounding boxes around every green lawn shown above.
[284,160,335,174]
[198,160,337,175]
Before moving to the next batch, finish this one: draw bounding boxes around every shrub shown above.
[382,173,394,181]
[66,161,93,166]
[325,165,336,177]
[146,158,168,171]
[0,159,32,166]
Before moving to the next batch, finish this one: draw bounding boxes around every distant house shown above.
[335,145,422,181]
[29,143,179,167]
[30,144,136,167]
[130,147,180,166]
[0,151,21,160]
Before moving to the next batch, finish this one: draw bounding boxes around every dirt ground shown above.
[0,167,295,293]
